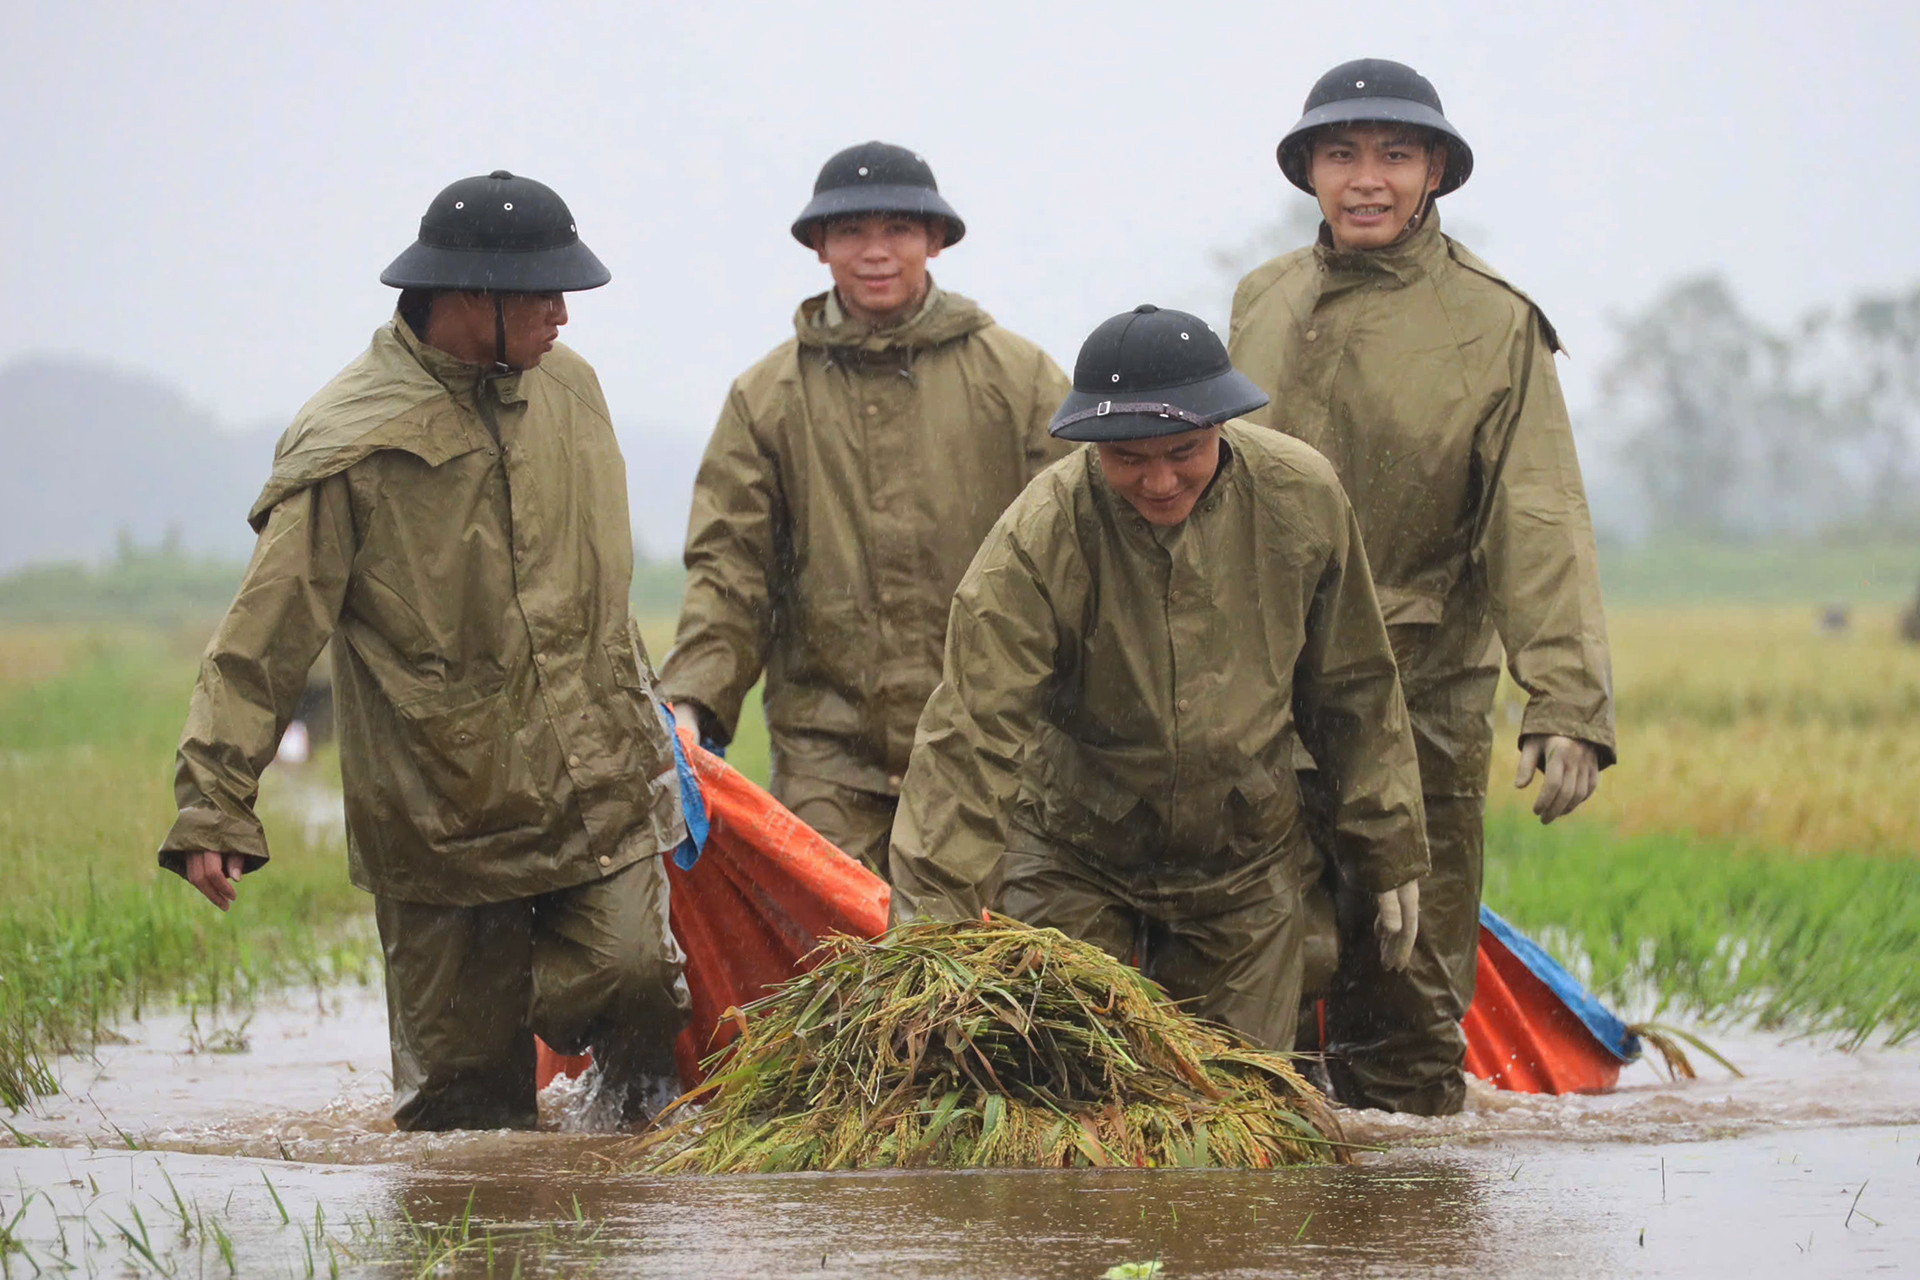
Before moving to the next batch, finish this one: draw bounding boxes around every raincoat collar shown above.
[794,279,992,355]
[1312,207,1448,286]
[392,311,528,405]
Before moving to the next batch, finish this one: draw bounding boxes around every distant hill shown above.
[0,358,278,572]
[0,356,710,573]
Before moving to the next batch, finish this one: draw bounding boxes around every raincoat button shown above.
[598,855,612,868]
[1305,329,1319,342]
[887,774,904,789]
[866,404,879,417]
[1177,697,1191,712]
[536,654,549,666]
[568,753,582,768]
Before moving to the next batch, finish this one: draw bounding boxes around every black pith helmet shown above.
[790,141,966,248]
[380,171,610,292]
[1277,58,1474,197]
[1049,306,1269,443]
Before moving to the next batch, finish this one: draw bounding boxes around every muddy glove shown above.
[1375,880,1420,972]
[1515,734,1600,824]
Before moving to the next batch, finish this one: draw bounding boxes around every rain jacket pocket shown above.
[1226,757,1305,862]
[1027,727,1154,865]
[607,639,647,691]
[394,683,548,840]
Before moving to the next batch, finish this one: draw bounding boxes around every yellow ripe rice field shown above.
[1490,604,1920,859]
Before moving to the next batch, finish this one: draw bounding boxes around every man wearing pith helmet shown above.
[889,305,1429,1051]
[1229,59,1618,1114]
[158,171,691,1131]
[658,142,1072,874]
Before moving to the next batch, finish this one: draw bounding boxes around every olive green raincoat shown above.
[889,425,1428,1049]
[161,318,685,904]
[657,285,1071,868]
[159,317,689,1129]
[1229,213,1615,1111]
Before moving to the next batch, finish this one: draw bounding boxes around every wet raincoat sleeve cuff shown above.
[1517,706,1617,769]
[1346,839,1431,897]
[654,655,752,748]
[157,804,269,878]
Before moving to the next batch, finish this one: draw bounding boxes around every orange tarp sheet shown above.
[538,735,1621,1098]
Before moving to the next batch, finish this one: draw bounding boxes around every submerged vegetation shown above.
[629,917,1347,1173]
[1485,809,1920,1047]
[0,1165,606,1277]
[0,629,373,1110]
[1481,603,1920,1046]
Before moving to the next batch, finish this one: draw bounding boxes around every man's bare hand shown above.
[1515,734,1600,824]
[183,851,247,911]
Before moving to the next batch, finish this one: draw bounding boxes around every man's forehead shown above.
[1314,123,1431,149]
[1103,426,1217,458]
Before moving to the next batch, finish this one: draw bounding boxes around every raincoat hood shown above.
[248,316,524,531]
[794,282,993,358]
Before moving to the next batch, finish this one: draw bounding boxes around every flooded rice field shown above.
[2,988,1915,1277]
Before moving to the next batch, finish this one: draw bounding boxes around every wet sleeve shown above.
[654,385,781,745]
[1227,273,1281,432]
[888,530,1057,924]
[1021,348,1075,479]
[158,475,355,876]
[1475,315,1617,766]
[1291,496,1431,895]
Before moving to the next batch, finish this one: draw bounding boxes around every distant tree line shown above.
[1601,277,1920,541]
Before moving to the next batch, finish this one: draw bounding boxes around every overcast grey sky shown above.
[7,0,1917,462]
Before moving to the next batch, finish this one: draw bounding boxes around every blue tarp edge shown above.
[1479,904,1642,1063]
[660,705,710,871]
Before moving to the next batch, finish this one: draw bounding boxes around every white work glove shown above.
[671,701,703,739]
[1375,880,1420,972]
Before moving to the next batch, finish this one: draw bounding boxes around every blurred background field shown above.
[0,625,372,1109]
[1,539,1916,1109]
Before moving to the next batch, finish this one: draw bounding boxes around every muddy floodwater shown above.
[2,988,1915,1277]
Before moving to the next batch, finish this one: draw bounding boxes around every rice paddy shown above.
[628,917,1347,1172]
[1,578,1916,1115]
[0,628,373,1110]
[1489,603,1920,858]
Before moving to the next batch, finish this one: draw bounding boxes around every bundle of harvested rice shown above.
[625,915,1349,1172]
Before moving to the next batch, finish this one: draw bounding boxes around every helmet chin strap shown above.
[491,294,512,374]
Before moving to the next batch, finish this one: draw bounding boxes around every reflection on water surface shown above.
[0,987,1913,1277]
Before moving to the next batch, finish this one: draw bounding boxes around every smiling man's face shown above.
[1308,124,1446,252]
[813,214,942,325]
[1095,425,1223,527]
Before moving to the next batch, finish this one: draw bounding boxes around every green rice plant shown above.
[628,916,1348,1172]
[1484,807,1920,1047]
[0,629,374,1110]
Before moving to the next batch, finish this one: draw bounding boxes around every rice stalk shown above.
[622,915,1348,1172]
